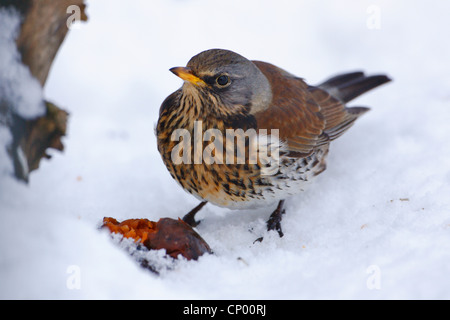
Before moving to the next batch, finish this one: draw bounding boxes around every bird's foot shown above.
[267,209,286,238]
[254,200,286,242]
[182,201,207,227]
[183,214,201,227]
[266,207,285,238]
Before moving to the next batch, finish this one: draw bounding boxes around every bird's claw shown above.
[266,208,285,238]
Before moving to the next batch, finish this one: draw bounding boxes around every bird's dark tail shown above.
[318,71,391,103]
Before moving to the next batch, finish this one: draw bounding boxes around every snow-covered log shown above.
[0,0,87,181]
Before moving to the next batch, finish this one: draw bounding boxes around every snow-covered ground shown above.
[1,0,450,299]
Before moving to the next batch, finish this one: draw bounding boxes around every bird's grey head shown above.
[170,49,272,114]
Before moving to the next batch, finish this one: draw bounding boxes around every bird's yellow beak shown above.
[170,67,205,86]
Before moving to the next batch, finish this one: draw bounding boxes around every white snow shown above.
[1,0,450,299]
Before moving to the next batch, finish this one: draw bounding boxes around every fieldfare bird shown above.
[156,49,390,237]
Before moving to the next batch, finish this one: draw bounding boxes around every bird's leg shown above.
[182,201,207,227]
[266,200,286,237]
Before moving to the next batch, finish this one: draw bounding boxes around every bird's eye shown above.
[216,75,230,87]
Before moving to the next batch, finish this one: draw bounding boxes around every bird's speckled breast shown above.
[157,90,329,209]
[157,106,267,208]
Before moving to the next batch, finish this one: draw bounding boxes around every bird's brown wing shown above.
[308,86,369,141]
[251,61,327,157]
[251,61,367,157]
